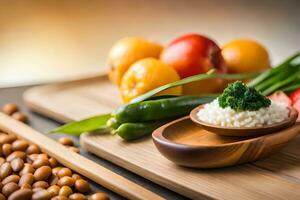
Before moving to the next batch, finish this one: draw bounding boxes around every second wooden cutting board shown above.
[23,75,300,200]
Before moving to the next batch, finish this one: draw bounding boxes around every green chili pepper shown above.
[116,120,168,141]
[114,95,216,123]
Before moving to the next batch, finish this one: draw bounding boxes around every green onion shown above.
[247,52,300,88]
[130,72,258,103]
[281,83,300,92]
[254,65,297,91]
[262,69,300,96]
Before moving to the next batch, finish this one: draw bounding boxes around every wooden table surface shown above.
[0,86,187,200]
[23,76,300,200]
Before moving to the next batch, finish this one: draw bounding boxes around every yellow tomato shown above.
[120,58,182,103]
[222,39,270,73]
[108,37,163,86]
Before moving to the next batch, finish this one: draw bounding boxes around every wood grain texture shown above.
[0,112,163,200]
[152,117,300,168]
[23,76,300,200]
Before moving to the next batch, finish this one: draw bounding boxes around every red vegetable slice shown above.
[290,89,300,105]
[268,91,292,106]
[292,100,300,122]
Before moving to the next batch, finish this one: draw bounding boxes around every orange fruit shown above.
[120,58,182,103]
[108,37,163,86]
[221,39,270,73]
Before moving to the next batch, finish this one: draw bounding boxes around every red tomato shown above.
[268,91,292,106]
[290,89,300,105]
[160,34,226,78]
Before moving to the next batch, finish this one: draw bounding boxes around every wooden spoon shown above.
[190,105,298,137]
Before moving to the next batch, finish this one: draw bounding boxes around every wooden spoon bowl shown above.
[152,116,300,168]
[190,105,298,137]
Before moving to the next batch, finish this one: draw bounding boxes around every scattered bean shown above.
[2,174,20,185]
[68,146,80,154]
[52,167,62,175]
[51,196,68,200]
[11,112,28,123]
[49,157,58,168]
[34,166,52,181]
[59,185,73,197]
[2,103,18,115]
[75,179,90,193]
[33,187,44,193]
[12,140,29,151]
[58,137,74,146]
[57,168,72,178]
[7,188,32,200]
[32,189,52,200]
[33,181,49,189]
[19,173,34,186]
[47,185,60,197]
[72,173,81,181]
[6,151,26,162]
[39,154,48,160]
[19,163,35,176]
[21,183,32,190]
[69,193,87,200]
[58,176,75,187]
[26,144,41,154]
[28,154,39,162]
[0,158,5,166]
[2,182,19,197]
[2,143,12,157]
[48,174,59,186]
[0,134,16,144]
[0,162,12,179]
[11,158,24,172]
[89,193,110,200]
[33,157,50,169]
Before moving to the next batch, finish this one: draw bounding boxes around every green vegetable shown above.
[248,52,300,88]
[281,83,300,93]
[49,114,111,136]
[261,69,300,95]
[254,66,296,91]
[49,96,214,137]
[106,117,121,130]
[247,52,300,96]
[114,95,216,123]
[116,121,169,141]
[131,72,259,103]
[218,81,271,111]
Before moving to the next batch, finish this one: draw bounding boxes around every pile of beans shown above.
[58,138,80,154]
[2,104,28,123]
[0,104,110,200]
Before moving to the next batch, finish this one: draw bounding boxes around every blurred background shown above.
[0,0,299,87]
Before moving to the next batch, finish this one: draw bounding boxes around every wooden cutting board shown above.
[24,75,300,200]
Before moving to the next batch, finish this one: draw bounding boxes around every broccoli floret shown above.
[218,81,271,111]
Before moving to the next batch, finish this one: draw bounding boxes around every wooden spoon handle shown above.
[0,112,164,200]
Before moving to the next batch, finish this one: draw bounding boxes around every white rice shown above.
[197,99,289,128]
